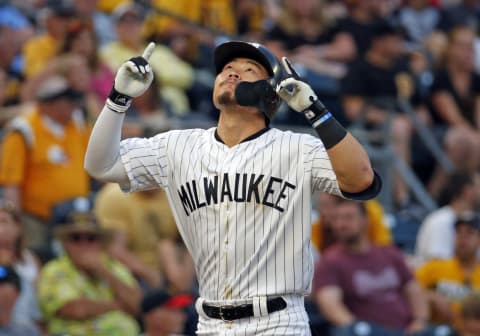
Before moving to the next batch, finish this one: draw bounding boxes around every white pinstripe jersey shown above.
[119,127,342,301]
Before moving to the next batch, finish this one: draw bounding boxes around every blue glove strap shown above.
[305,100,347,149]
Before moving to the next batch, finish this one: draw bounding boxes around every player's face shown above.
[213,57,269,109]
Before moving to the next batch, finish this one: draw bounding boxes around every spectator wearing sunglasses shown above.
[0,265,40,336]
[37,212,141,336]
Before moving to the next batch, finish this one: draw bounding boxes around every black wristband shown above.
[303,100,347,149]
[108,86,132,107]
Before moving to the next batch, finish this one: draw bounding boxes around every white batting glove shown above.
[106,42,156,113]
[275,57,318,113]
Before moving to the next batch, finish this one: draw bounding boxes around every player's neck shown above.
[217,111,267,147]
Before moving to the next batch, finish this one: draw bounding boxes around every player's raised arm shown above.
[276,57,379,196]
[84,43,156,186]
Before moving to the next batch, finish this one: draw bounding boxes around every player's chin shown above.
[216,91,236,106]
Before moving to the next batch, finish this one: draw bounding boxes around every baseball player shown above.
[85,40,381,335]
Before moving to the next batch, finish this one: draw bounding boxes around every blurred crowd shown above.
[1,0,480,335]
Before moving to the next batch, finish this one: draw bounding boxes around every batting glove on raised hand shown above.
[107,42,156,113]
[275,57,318,113]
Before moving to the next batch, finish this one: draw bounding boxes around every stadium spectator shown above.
[0,265,40,336]
[71,0,117,47]
[426,25,480,198]
[20,20,113,122]
[415,173,479,265]
[38,212,140,336]
[416,214,480,327]
[311,193,392,256]
[61,20,114,102]
[0,3,33,81]
[22,0,74,78]
[341,19,423,207]
[100,2,195,115]
[396,0,440,49]
[0,24,23,108]
[0,203,41,331]
[140,289,195,336]
[265,0,353,76]
[142,0,237,44]
[0,2,34,50]
[436,0,480,33]
[324,0,396,61]
[95,183,195,293]
[233,0,265,39]
[313,198,429,335]
[0,75,91,251]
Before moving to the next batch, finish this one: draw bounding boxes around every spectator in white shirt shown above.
[415,173,479,266]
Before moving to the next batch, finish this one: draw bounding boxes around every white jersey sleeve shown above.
[119,132,171,191]
[302,134,342,195]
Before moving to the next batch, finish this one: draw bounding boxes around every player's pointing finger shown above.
[142,42,156,61]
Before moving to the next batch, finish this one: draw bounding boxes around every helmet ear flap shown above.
[260,79,281,120]
[262,60,286,120]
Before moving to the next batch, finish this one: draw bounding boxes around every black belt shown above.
[202,297,287,321]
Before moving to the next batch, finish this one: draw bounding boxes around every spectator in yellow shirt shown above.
[0,76,91,250]
[311,193,392,254]
[416,214,480,327]
[22,0,74,78]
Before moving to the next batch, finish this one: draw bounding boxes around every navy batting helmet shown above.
[214,41,284,121]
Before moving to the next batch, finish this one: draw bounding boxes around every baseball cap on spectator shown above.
[54,212,112,244]
[111,2,143,23]
[141,290,193,314]
[455,213,480,231]
[0,265,21,291]
[35,76,82,102]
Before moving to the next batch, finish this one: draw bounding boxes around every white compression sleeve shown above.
[84,105,130,187]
